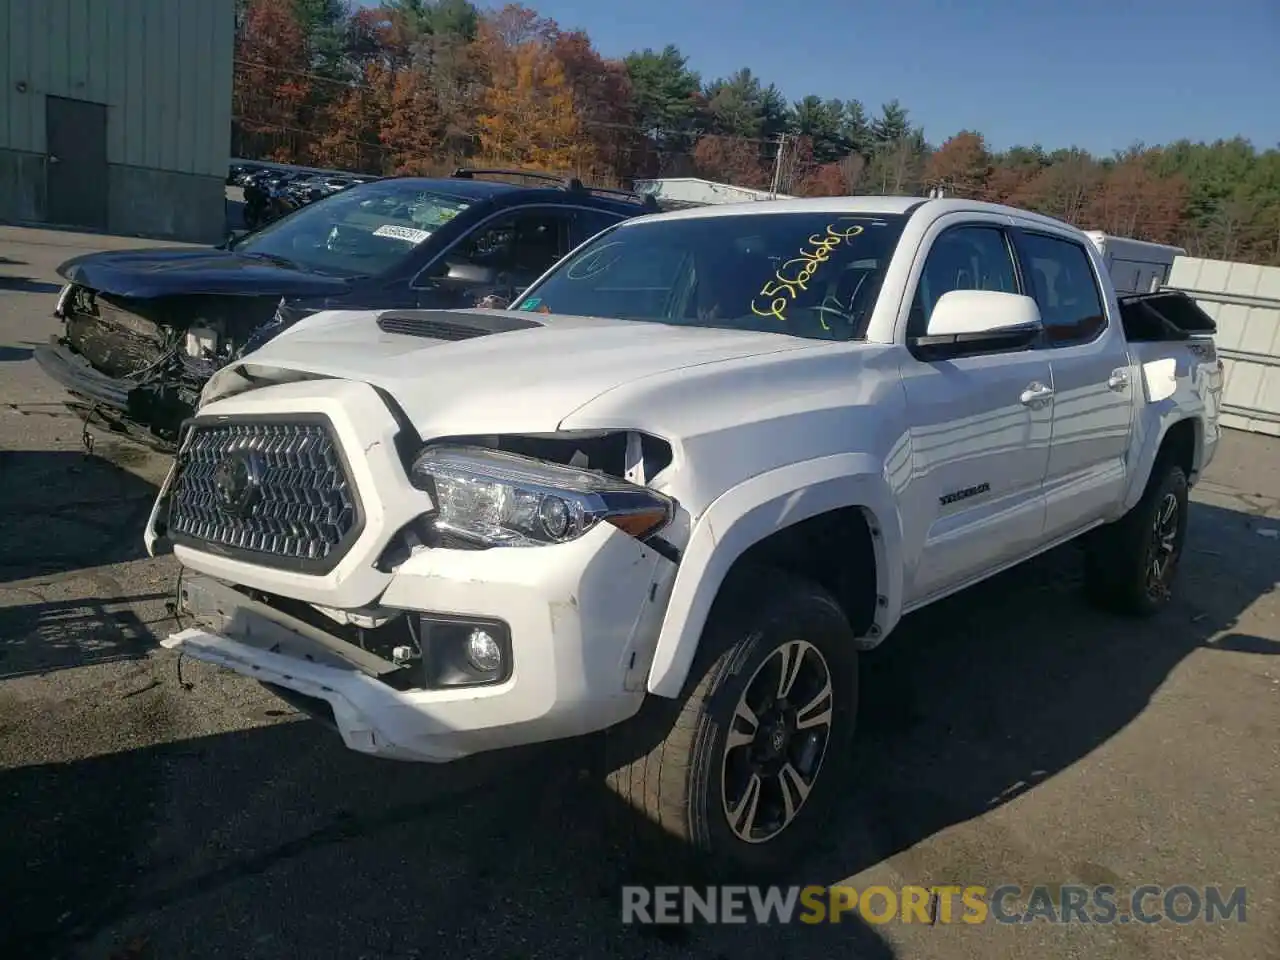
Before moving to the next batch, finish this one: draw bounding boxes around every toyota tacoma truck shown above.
[146,196,1223,871]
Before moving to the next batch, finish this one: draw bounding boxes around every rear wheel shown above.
[604,569,858,876]
[1085,461,1189,615]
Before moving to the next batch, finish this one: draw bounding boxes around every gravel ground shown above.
[1,225,1277,960]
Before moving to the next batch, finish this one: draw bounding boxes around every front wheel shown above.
[1085,461,1190,615]
[604,569,858,876]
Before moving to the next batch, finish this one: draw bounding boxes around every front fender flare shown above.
[645,454,902,698]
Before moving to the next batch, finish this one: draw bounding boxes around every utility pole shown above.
[769,133,787,198]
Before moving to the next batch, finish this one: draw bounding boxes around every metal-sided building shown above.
[0,0,234,242]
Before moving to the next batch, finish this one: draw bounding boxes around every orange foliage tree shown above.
[313,63,392,172]
[228,3,1280,266]
[552,30,635,181]
[475,25,594,174]
[381,67,446,174]
[234,0,312,162]
[924,131,991,199]
[692,135,767,189]
[1086,154,1189,244]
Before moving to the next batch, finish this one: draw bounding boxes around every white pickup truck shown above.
[146,196,1223,871]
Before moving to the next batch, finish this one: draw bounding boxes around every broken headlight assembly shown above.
[409,444,674,548]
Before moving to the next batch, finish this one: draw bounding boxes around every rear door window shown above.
[1018,232,1108,345]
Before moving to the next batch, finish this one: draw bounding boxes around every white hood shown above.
[204,308,810,436]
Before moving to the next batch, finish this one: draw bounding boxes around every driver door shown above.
[416,207,574,309]
[897,221,1053,606]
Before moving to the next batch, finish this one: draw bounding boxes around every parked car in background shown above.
[147,195,1222,872]
[35,170,660,446]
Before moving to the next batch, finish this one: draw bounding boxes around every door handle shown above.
[1107,368,1130,391]
[1020,381,1054,407]
[48,155,61,164]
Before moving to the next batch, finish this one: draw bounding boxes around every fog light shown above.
[465,628,503,673]
[417,614,511,687]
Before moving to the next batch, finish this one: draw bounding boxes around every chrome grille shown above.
[167,419,360,569]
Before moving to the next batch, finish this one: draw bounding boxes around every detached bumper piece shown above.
[34,338,198,446]
[165,573,516,761]
[35,339,130,410]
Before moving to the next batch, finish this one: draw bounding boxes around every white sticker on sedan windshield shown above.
[373,224,432,244]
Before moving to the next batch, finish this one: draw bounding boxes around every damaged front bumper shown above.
[149,377,682,762]
[164,521,669,762]
[35,339,192,447]
[34,338,131,410]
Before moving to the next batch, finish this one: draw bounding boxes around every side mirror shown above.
[910,289,1042,359]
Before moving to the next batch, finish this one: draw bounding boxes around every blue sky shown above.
[368,0,1280,154]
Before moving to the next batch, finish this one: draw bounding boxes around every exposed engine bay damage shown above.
[53,285,282,441]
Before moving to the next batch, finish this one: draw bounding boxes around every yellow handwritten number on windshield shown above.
[751,222,865,328]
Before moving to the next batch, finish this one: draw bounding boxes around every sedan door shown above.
[413,206,577,309]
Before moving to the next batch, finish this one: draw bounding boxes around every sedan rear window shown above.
[514,211,907,341]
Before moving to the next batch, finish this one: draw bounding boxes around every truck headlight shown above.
[409,444,674,548]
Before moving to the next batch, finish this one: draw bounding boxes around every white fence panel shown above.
[1166,256,1280,437]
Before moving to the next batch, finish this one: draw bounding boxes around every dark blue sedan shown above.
[36,170,656,444]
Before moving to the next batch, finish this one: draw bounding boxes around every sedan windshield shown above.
[233,180,472,277]
[513,211,907,340]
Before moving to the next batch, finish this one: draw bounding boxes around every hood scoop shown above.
[376,310,546,342]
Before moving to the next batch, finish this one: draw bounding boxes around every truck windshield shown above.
[234,180,473,277]
[513,211,907,341]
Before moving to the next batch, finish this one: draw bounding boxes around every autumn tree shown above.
[1086,152,1188,245]
[381,67,446,174]
[1019,148,1102,223]
[234,0,312,162]
[795,163,849,197]
[552,31,635,181]
[691,134,768,189]
[925,131,992,199]
[312,62,392,173]
[226,2,1280,266]
[476,31,593,174]
[983,145,1048,205]
[483,2,558,47]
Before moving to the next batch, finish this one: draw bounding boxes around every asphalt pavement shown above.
[0,225,1276,960]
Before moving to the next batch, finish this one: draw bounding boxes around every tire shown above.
[1084,460,1189,616]
[603,567,858,877]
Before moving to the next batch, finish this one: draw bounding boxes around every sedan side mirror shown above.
[442,262,500,286]
[909,289,1042,360]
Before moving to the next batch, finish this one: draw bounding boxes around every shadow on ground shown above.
[0,501,1275,959]
[0,346,34,362]
[0,449,158,583]
[0,276,63,294]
